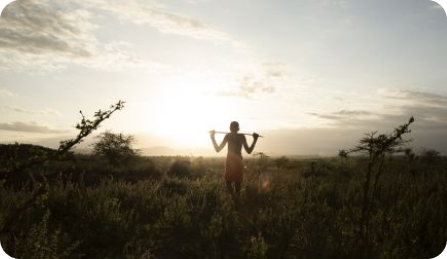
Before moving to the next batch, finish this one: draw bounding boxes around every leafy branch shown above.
[59,100,125,153]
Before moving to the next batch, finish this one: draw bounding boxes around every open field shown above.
[2,0,447,258]
[0,146,446,259]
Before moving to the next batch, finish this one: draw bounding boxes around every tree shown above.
[93,131,138,165]
[419,148,441,163]
[339,116,414,252]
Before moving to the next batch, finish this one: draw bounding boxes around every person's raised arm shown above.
[209,130,228,152]
[242,133,259,154]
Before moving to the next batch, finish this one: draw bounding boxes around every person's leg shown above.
[226,181,234,195]
[234,181,241,202]
[235,182,241,195]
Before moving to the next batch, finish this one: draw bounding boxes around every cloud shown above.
[0,0,97,72]
[219,63,288,99]
[375,89,447,129]
[383,89,447,108]
[83,41,170,72]
[308,89,447,134]
[0,0,96,57]
[183,0,212,4]
[429,2,446,11]
[238,75,276,96]
[0,121,69,133]
[307,109,379,127]
[260,90,447,155]
[260,121,447,156]
[309,109,375,119]
[0,0,169,72]
[0,88,15,97]
[0,0,239,72]
[258,127,363,156]
[334,110,374,116]
[83,0,238,45]
[320,0,351,10]
[3,105,63,116]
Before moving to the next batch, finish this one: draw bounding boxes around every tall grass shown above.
[0,155,446,258]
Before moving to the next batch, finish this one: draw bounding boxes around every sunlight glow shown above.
[136,83,236,149]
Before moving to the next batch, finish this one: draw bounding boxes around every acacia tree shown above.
[339,116,414,251]
[93,131,138,165]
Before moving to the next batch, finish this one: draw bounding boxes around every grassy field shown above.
[0,147,446,259]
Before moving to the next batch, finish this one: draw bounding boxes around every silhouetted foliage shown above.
[274,156,290,169]
[339,116,415,254]
[2,114,446,259]
[1,153,446,258]
[0,144,58,184]
[166,159,191,179]
[59,100,125,153]
[93,131,138,166]
[0,101,125,238]
[419,148,441,164]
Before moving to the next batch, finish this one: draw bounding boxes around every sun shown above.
[142,87,234,149]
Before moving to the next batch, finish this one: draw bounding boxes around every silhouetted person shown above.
[210,121,259,202]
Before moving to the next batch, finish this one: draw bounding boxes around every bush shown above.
[419,148,441,163]
[166,159,191,179]
[93,131,138,166]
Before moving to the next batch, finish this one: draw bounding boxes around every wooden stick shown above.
[212,131,264,138]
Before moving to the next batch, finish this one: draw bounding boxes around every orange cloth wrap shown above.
[225,152,244,183]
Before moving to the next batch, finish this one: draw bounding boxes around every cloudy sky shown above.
[1,0,447,156]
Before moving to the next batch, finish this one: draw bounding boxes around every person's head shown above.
[230,121,239,133]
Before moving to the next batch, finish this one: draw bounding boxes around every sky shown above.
[1,0,447,156]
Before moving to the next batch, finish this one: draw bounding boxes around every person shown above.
[209,121,259,202]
